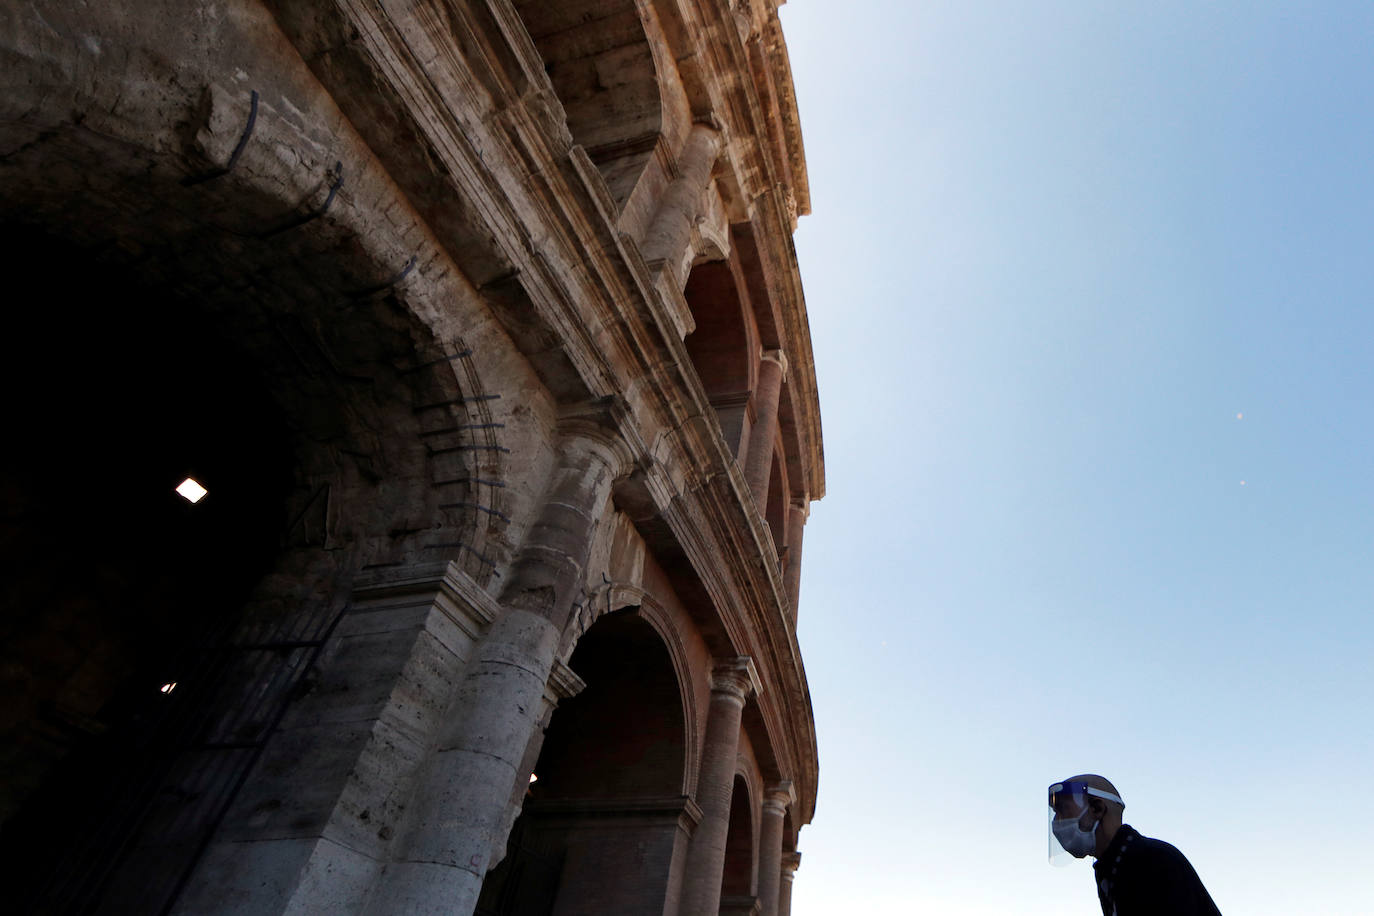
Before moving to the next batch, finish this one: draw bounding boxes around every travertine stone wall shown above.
[0,0,823,912]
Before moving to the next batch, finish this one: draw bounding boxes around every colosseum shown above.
[0,1,823,913]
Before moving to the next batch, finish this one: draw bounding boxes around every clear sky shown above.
[780,2,1374,913]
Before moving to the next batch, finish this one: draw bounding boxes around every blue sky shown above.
[781,2,1374,913]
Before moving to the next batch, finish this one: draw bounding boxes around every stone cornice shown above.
[762,9,810,217]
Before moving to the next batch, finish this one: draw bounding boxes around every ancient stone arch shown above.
[721,772,760,912]
[684,253,762,457]
[598,590,704,796]
[0,77,519,909]
[479,609,693,915]
[1,1,822,914]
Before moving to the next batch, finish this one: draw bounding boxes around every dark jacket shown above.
[1092,824,1221,915]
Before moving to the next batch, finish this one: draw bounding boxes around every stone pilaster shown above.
[499,422,635,633]
[778,851,801,916]
[175,564,505,916]
[363,428,630,916]
[781,500,808,623]
[677,657,762,916]
[641,123,723,294]
[756,781,795,916]
[744,350,788,511]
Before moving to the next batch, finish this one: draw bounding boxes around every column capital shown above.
[781,850,802,878]
[555,398,638,478]
[710,656,763,703]
[759,348,789,378]
[762,780,796,816]
[544,659,587,703]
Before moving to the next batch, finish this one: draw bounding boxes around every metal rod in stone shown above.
[259,162,344,238]
[439,501,511,523]
[181,89,258,186]
[418,423,506,436]
[399,347,475,373]
[350,253,418,299]
[433,477,506,488]
[413,394,502,410]
[426,443,511,455]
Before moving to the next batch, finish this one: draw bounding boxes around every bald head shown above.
[1059,774,1125,857]
[1064,774,1125,811]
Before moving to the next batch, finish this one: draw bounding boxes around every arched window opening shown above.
[683,257,758,457]
[765,449,789,559]
[719,774,758,913]
[479,610,690,916]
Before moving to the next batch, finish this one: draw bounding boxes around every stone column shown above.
[781,500,808,624]
[756,781,795,916]
[497,420,633,633]
[744,350,787,512]
[365,427,630,915]
[778,851,801,916]
[677,657,762,916]
[641,123,723,288]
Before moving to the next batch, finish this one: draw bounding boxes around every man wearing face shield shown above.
[1049,774,1222,915]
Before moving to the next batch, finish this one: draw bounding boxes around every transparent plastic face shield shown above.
[1047,781,1123,865]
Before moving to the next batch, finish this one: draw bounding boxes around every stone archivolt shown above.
[0,1,820,913]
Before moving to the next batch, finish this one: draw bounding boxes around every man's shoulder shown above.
[1130,831,1197,870]
[1116,827,1222,915]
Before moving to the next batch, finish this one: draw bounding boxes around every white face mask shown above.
[1051,808,1098,858]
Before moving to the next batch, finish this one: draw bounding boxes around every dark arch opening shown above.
[684,257,757,457]
[721,774,756,901]
[765,448,788,557]
[535,611,685,799]
[0,228,295,909]
[478,609,690,916]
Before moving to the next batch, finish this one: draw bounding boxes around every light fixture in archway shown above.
[175,478,207,503]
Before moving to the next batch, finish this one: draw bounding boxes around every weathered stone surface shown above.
[0,0,822,913]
